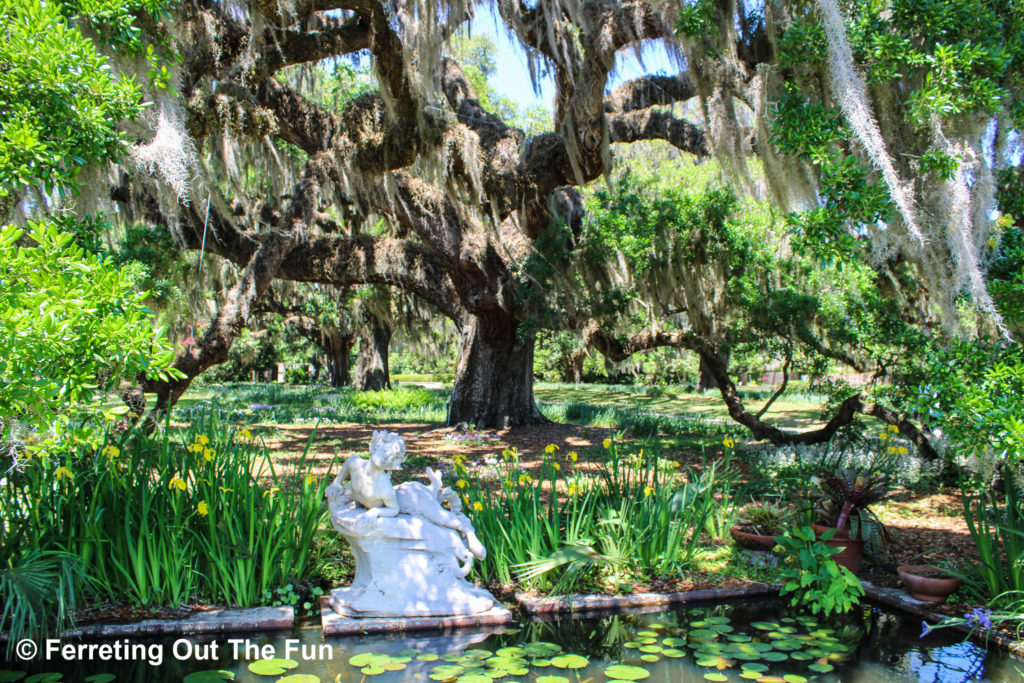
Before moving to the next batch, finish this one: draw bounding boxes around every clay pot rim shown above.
[730,525,781,538]
[897,564,961,581]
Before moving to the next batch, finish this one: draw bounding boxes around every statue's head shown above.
[369,430,406,470]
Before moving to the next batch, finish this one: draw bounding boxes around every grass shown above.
[535,383,825,429]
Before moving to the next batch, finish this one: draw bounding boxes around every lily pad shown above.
[183,671,234,683]
[808,663,834,673]
[740,663,768,673]
[418,654,441,662]
[25,676,61,683]
[247,660,298,676]
[429,664,465,680]
[496,647,527,658]
[638,645,662,654]
[751,622,779,631]
[704,674,728,682]
[523,642,562,657]
[0,673,25,683]
[662,648,686,658]
[783,676,808,683]
[535,677,570,683]
[277,676,320,683]
[454,674,491,683]
[603,665,651,680]
[83,677,115,683]
[550,654,588,669]
[637,631,659,637]
[359,667,385,676]
[760,652,789,662]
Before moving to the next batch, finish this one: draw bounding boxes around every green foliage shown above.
[813,465,891,546]
[0,0,146,198]
[775,526,864,616]
[961,465,1024,602]
[0,550,85,656]
[460,440,738,593]
[0,222,178,450]
[0,411,331,635]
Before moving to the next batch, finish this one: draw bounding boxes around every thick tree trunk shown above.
[559,346,586,384]
[324,331,355,387]
[447,314,547,428]
[698,349,730,392]
[142,229,297,427]
[354,318,391,391]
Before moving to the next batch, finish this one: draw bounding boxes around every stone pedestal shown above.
[329,504,501,618]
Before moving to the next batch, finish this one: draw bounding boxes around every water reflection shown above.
[2,600,1021,682]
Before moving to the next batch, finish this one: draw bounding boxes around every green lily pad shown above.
[789,652,813,661]
[0,673,25,683]
[247,660,298,677]
[761,652,789,662]
[25,676,61,683]
[360,668,385,676]
[277,676,320,683]
[740,663,768,672]
[496,647,526,658]
[639,645,662,654]
[535,677,570,683]
[640,654,660,663]
[751,622,779,630]
[183,671,234,683]
[740,671,762,680]
[662,637,687,647]
[524,642,562,656]
[603,664,651,680]
[808,663,834,673]
[83,676,116,683]
[429,664,465,680]
[550,654,588,669]
[455,674,491,683]
[531,658,553,667]
[662,648,686,658]
[637,630,660,637]
[783,676,808,683]
[704,674,728,682]
[418,654,440,662]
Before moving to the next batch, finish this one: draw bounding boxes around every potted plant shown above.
[730,501,794,551]
[897,565,963,602]
[810,467,891,573]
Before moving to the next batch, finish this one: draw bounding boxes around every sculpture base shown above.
[320,597,513,634]
[328,580,500,618]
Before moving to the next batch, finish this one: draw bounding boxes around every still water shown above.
[3,599,1021,682]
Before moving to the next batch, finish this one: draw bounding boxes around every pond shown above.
[3,599,1020,683]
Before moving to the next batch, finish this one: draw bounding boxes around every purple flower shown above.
[247,403,277,410]
[921,621,935,637]
[966,607,993,630]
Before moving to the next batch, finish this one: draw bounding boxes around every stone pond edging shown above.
[514,582,777,615]
[319,597,513,635]
[60,606,294,639]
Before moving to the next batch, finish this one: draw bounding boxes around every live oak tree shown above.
[92,0,1022,434]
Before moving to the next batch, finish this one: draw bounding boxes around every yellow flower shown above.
[169,475,187,491]
[263,487,280,498]
[544,444,558,454]
[218,486,234,493]
[55,466,73,482]
[888,446,897,454]
[472,501,483,512]
[197,500,209,517]
[879,432,889,441]
[568,451,578,463]
[239,429,253,441]
[898,446,908,455]
[503,479,513,489]
[101,445,120,458]
[519,474,531,484]
[509,448,519,461]
[567,483,582,497]
[188,443,203,453]
[889,424,899,433]
[644,485,654,497]
[602,438,612,449]
[456,479,468,489]
[552,462,561,471]
[501,449,510,460]
[722,438,735,449]
[453,454,465,465]
[196,435,210,446]
[306,475,315,486]
[203,448,215,462]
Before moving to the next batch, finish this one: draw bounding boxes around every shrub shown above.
[775,526,863,616]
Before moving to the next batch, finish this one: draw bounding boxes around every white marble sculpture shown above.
[325,430,499,617]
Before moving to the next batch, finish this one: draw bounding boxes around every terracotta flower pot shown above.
[730,525,778,552]
[897,565,963,602]
[811,523,865,574]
